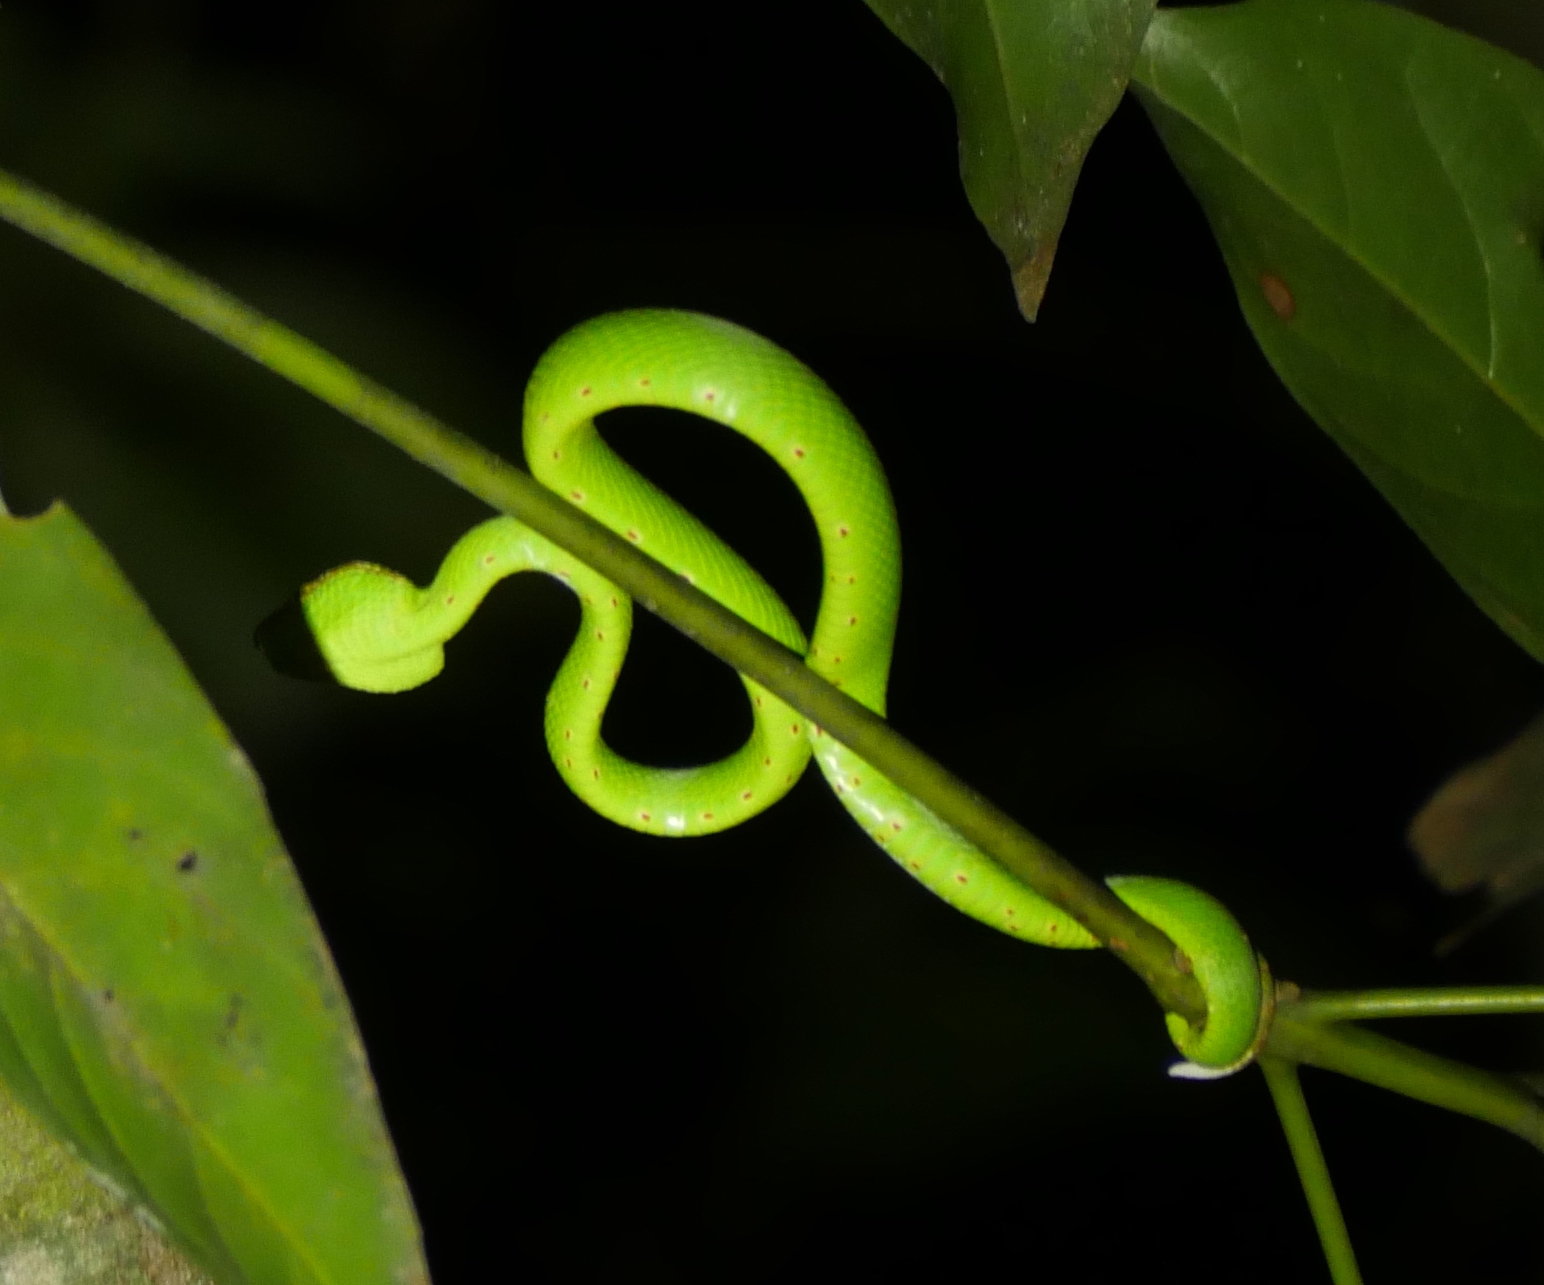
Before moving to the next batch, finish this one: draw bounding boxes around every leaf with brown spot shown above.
[0,504,427,1285]
[862,0,1158,319]
[1133,0,1544,660]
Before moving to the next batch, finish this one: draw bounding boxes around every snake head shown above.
[257,562,445,693]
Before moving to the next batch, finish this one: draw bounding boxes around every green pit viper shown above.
[259,309,1268,1076]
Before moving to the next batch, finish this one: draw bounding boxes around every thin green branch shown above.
[1266,1006,1544,1151]
[1259,1057,1363,1285]
[0,168,1208,1025]
[1292,986,1544,1022]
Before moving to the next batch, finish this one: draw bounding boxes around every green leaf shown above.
[0,503,427,1285]
[1388,0,1544,71]
[864,0,1158,318]
[0,1066,214,1282]
[1131,0,1544,660]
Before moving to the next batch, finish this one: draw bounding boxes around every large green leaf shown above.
[1131,0,1544,660]
[864,0,1158,318]
[0,503,426,1285]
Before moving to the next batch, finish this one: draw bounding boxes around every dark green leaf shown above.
[1389,0,1544,71]
[1132,0,1544,659]
[0,503,427,1285]
[864,0,1157,317]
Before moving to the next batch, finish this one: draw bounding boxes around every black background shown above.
[0,2,1542,1281]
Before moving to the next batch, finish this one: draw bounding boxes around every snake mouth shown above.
[255,594,338,684]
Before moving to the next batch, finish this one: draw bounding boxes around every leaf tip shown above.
[1011,239,1060,322]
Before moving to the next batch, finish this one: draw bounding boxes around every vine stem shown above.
[1259,1057,1363,1285]
[0,168,1207,1024]
[1292,986,1544,1022]
[1266,1005,1544,1151]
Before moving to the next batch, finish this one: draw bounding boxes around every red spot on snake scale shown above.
[626,530,640,542]
[483,554,496,565]
[838,525,849,538]
[741,791,753,801]
[639,377,651,387]
[580,386,592,397]
[640,811,651,822]
[445,595,455,606]
[563,729,572,740]
[793,447,805,459]
[582,678,591,689]
[1260,272,1296,320]
[703,390,716,403]
[702,811,714,821]
[790,723,801,735]
[955,873,969,884]
[595,630,604,640]
[551,449,561,460]
[763,757,773,766]
[571,490,584,501]
[593,768,600,779]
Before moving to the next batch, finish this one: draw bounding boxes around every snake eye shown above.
[255,594,337,684]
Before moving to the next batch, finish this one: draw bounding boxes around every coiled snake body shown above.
[265,310,1265,1073]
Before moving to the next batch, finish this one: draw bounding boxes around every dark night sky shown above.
[0,2,1541,1281]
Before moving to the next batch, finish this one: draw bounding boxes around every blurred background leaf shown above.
[861,0,1157,318]
[1409,709,1544,952]
[0,504,425,1284]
